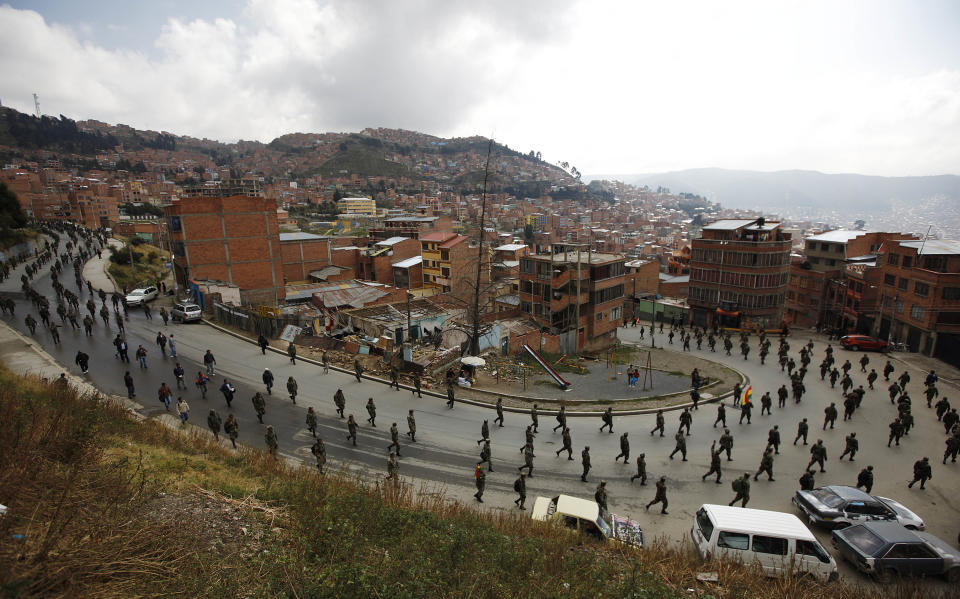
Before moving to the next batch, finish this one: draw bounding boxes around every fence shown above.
[212,302,313,338]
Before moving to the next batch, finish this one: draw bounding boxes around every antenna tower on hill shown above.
[33,93,40,117]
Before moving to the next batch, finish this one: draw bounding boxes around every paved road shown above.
[2,249,958,587]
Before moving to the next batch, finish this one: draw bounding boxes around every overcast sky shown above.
[1,0,958,177]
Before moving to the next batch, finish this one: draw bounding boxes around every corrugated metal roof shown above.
[392,256,423,268]
[376,236,409,246]
[899,239,960,255]
[279,232,325,241]
[495,243,527,251]
[316,285,388,308]
[309,265,348,280]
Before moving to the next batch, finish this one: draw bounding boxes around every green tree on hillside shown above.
[0,182,28,233]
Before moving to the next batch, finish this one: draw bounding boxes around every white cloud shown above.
[0,1,957,176]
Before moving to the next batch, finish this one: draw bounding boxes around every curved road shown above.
[2,245,957,586]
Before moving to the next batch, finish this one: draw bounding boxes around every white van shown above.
[691,504,838,582]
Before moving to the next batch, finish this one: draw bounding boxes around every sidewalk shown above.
[81,238,122,294]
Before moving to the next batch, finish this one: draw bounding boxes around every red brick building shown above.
[519,248,627,352]
[624,258,660,322]
[165,195,284,305]
[874,239,960,365]
[688,219,791,329]
[420,232,483,303]
[278,232,332,283]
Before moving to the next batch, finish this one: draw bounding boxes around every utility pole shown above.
[468,138,493,356]
[128,242,136,279]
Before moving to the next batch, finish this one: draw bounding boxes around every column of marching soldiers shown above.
[4,225,958,517]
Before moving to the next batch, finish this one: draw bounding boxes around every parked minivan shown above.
[692,504,838,582]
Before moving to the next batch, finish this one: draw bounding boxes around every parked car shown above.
[692,504,838,581]
[832,521,960,583]
[839,334,888,352]
[532,494,644,548]
[124,286,159,306]
[171,301,202,323]
[793,485,924,530]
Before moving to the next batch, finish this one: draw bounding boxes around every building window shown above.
[910,304,925,321]
[821,243,830,251]
[924,256,947,271]
[884,274,896,286]
[914,282,929,297]
[521,301,531,313]
[943,287,960,301]
[611,306,621,321]
[596,312,602,321]
[903,255,913,268]
[897,277,908,291]
[895,300,904,314]
[827,259,836,266]
[886,253,899,266]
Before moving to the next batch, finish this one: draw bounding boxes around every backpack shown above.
[513,479,522,492]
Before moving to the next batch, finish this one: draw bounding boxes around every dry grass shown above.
[0,364,950,599]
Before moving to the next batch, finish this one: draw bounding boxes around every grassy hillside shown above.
[0,364,943,598]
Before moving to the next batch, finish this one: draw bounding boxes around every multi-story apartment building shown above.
[165,195,284,305]
[688,219,791,329]
[874,239,960,365]
[624,258,660,322]
[337,197,377,215]
[419,232,478,302]
[518,248,626,352]
[369,214,452,241]
[785,230,915,330]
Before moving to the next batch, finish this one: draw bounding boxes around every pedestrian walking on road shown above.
[333,388,345,417]
[156,331,167,355]
[321,350,330,374]
[389,366,400,391]
[793,418,809,446]
[195,371,209,398]
[530,404,539,433]
[207,409,222,441]
[412,372,422,398]
[287,342,297,364]
[631,454,647,484]
[669,430,688,461]
[311,438,326,473]
[224,414,239,449]
[262,368,274,395]
[679,408,693,436]
[135,345,148,369]
[908,457,932,489]
[856,466,874,493]
[168,335,177,358]
[346,415,358,446]
[807,440,828,473]
[645,476,669,514]
[74,350,89,374]
[553,405,567,433]
[387,422,403,457]
[839,433,859,461]
[204,350,216,376]
[354,359,363,383]
[823,402,838,429]
[703,441,723,484]
[556,426,574,460]
[177,397,190,424]
[799,469,816,491]
[123,371,135,398]
[730,473,751,507]
[514,473,527,509]
[366,397,377,426]
[595,481,608,514]
[173,363,185,389]
[265,426,278,456]
[159,306,168,326]
[581,446,591,482]
[650,409,665,436]
[386,452,398,480]
[477,420,490,446]
[615,432,630,463]
[754,449,775,482]
[258,334,269,355]
[713,402,726,428]
[252,391,266,424]
[600,406,614,433]
[719,429,734,461]
[219,379,235,407]
[494,397,504,427]
[406,410,417,442]
[446,383,455,408]
[766,426,781,454]
[479,439,493,472]
[306,407,318,437]
[285,375,301,406]
[518,443,535,477]
[157,382,172,411]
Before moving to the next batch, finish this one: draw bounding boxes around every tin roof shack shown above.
[338,297,462,348]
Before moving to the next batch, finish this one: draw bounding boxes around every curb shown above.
[200,318,749,417]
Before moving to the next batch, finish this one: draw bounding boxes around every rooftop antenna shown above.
[32,93,40,117]
[918,224,933,256]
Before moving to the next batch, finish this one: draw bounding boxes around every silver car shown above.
[793,485,924,530]
[124,286,159,306]
[171,301,202,323]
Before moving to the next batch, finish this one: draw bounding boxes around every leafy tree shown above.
[0,182,28,233]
